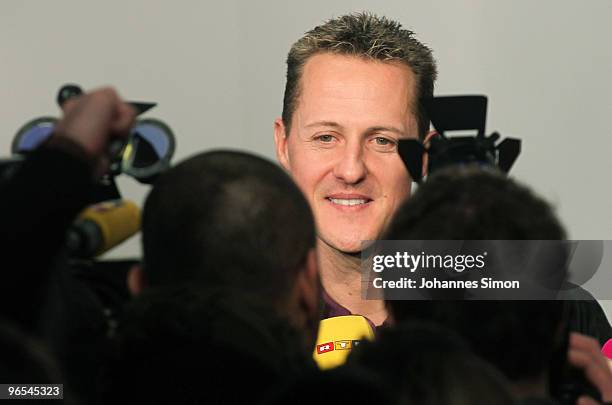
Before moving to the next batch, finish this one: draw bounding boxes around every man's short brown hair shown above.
[282,12,437,139]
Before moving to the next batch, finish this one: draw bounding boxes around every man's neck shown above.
[318,239,387,325]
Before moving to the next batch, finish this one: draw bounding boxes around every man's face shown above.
[275,53,418,253]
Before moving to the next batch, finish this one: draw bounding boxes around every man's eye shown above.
[369,136,398,152]
[372,137,397,149]
[375,137,391,145]
[317,134,334,142]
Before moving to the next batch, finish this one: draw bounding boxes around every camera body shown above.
[398,95,521,183]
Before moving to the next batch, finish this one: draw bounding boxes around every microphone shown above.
[313,315,375,370]
[66,200,140,258]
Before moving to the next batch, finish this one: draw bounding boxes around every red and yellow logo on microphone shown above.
[313,315,375,370]
[316,342,334,354]
[334,340,352,350]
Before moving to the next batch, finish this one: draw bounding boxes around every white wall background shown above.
[2,0,611,316]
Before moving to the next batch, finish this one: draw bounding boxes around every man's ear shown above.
[127,264,146,296]
[274,117,291,171]
[421,130,437,178]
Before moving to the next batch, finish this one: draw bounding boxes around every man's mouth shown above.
[326,194,373,208]
[328,198,368,206]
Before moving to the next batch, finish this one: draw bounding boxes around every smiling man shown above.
[274,12,437,325]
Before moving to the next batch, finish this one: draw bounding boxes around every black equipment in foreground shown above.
[398,95,521,183]
[1,84,176,257]
[11,84,175,185]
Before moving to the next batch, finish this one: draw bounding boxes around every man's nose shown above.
[332,142,367,185]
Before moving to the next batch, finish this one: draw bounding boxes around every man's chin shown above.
[318,235,375,256]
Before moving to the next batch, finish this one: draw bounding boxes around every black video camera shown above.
[398,95,521,182]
